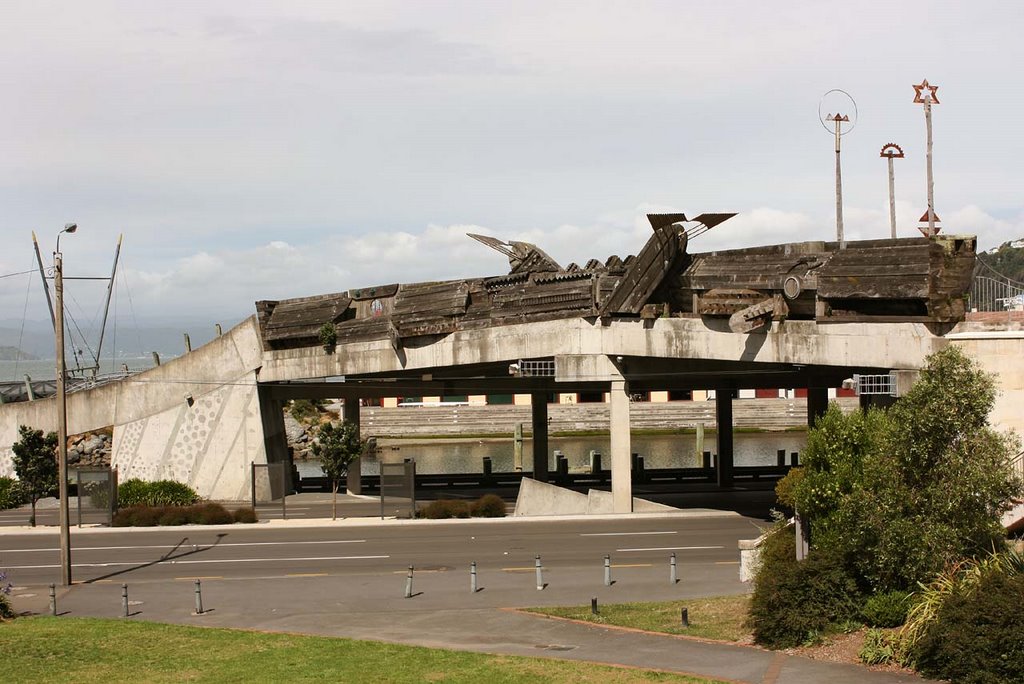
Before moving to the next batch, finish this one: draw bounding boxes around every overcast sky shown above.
[2,1,1022,332]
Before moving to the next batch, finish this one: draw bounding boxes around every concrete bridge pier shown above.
[531,391,549,483]
[715,389,734,488]
[610,378,632,512]
[344,398,362,495]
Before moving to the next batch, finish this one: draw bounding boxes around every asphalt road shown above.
[2,514,763,599]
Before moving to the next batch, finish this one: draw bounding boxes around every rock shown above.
[283,413,308,444]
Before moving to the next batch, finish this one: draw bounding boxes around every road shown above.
[3,514,760,596]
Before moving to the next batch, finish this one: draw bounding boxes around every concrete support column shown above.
[715,388,734,488]
[610,379,633,513]
[344,398,362,495]
[530,391,549,483]
[807,387,829,428]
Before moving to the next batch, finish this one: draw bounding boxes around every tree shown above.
[310,420,365,520]
[786,346,1022,591]
[12,425,58,527]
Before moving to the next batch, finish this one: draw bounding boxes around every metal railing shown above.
[971,274,1024,312]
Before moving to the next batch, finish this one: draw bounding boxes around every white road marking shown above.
[615,546,724,552]
[579,531,677,537]
[6,555,389,569]
[2,539,367,553]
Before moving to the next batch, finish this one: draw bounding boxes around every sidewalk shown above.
[8,557,930,684]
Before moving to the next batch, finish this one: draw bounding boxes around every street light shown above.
[54,222,76,586]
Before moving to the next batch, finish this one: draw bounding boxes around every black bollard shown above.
[591,597,599,615]
[49,583,56,616]
[681,607,689,628]
[777,449,786,467]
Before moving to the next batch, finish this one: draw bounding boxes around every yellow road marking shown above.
[501,567,537,572]
[610,563,651,569]
[714,561,739,565]
[175,576,223,581]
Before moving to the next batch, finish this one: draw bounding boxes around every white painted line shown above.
[615,546,724,552]
[2,539,367,553]
[6,555,390,569]
[579,531,677,537]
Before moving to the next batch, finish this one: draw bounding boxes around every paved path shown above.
[3,510,931,684]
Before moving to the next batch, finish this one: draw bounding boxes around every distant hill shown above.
[978,239,1024,283]
[0,345,37,361]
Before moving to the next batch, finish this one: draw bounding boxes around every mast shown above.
[31,231,56,329]
[94,234,123,373]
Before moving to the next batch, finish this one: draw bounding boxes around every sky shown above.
[2,0,1023,335]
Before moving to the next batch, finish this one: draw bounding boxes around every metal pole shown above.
[884,156,895,238]
[535,555,544,590]
[835,117,845,249]
[470,561,478,593]
[405,566,414,598]
[681,607,689,628]
[670,552,678,584]
[55,251,72,587]
[604,554,612,586]
[591,597,599,615]
[121,583,129,617]
[49,583,56,616]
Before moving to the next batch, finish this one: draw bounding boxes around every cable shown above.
[14,267,34,379]
[0,269,37,280]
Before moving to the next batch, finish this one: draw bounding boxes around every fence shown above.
[971,274,1024,312]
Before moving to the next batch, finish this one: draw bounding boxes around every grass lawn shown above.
[0,617,728,683]
[524,595,752,643]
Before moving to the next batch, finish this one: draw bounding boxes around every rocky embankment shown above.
[67,431,112,468]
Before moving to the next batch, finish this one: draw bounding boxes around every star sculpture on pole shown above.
[912,79,940,105]
[914,79,941,236]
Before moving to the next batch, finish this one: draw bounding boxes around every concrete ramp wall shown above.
[0,317,271,501]
[513,477,677,516]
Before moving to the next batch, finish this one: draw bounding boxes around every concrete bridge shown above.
[0,226,1020,521]
[1,312,1019,513]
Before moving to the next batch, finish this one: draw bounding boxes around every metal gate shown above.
[251,461,288,519]
[380,460,416,519]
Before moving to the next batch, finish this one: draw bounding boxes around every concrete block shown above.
[513,477,588,516]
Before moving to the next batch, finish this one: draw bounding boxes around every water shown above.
[295,432,807,477]
[0,356,158,382]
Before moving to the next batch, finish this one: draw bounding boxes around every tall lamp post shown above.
[55,222,76,586]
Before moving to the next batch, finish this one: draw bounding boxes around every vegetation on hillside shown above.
[977,238,1024,283]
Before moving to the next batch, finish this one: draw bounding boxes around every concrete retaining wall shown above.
[0,317,271,500]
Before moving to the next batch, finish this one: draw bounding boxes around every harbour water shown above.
[0,356,158,383]
[295,431,807,477]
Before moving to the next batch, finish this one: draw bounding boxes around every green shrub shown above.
[289,399,324,423]
[420,499,471,519]
[913,570,1024,683]
[117,479,199,508]
[862,590,912,628]
[470,494,506,518]
[858,628,899,665]
[0,477,26,510]
[232,507,258,524]
[747,523,864,649]
[193,503,233,525]
[117,479,149,507]
[146,481,200,507]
